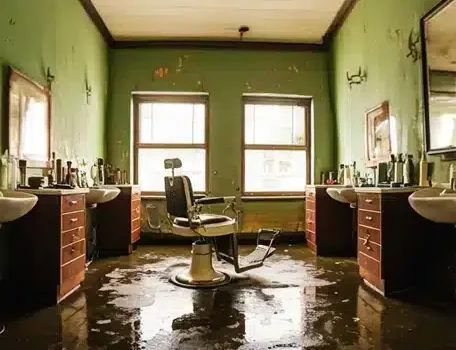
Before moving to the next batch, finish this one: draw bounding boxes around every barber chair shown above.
[163,158,280,288]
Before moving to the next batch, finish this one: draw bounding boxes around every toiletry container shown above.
[0,153,8,189]
[394,154,404,184]
[8,156,18,189]
[419,153,429,187]
[403,155,411,185]
[337,164,345,185]
[344,166,352,186]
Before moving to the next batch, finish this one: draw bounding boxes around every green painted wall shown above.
[331,0,450,182]
[0,0,109,279]
[108,48,333,235]
[0,0,109,160]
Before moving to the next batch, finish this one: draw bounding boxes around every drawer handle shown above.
[70,200,78,205]
[136,207,140,213]
[71,247,76,253]
[363,234,373,251]
[365,216,373,221]
[365,199,373,204]
[72,233,77,239]
[70,218,79,223]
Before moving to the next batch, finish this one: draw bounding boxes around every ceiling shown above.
[90,0,348,43]
[427,1,456,72]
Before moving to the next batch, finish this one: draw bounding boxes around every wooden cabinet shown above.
[305,186,355,257]
[356,189,436,296]
[9,191,87,305]
[97,185,141,255]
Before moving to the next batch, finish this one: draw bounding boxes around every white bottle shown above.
[344,166,352,186]
[8,156,18,190]
[0,152,8,190]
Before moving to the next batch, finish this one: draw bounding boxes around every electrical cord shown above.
[0,324,5,335]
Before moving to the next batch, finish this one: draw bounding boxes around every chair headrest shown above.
[164,158,182,170]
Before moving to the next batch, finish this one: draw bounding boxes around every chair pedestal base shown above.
[170,241,231,289]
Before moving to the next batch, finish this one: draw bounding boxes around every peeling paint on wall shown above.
[331,0,448,181]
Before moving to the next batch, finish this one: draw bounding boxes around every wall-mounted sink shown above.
[0,190,38,223]
[86,187,121,207]
[327,187,357,206]
[408,187,456,224]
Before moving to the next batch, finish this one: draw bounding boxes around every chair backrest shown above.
[164,175,195,218]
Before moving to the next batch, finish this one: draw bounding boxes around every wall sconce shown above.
[46,67,55,89]
[346,66,367,89]
[406,29,421,63]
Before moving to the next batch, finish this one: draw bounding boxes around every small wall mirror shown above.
[422,0,456,154]
[7,68,51,167]
[365,101,392,166]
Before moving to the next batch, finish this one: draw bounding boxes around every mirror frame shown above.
[421,0,456,155]
[365,101,391,167]
[5,67,52,168]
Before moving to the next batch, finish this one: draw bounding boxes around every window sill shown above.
[241,196,306,202]
[141,195,166,200]
[141,193,207,200]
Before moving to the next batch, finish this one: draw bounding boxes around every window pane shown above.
[244,150,306,193]
[139,102,205,144]
[138,148,206,192]
[245,104,305,145]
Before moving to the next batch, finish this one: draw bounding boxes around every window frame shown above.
[241,95,311,197]
[133,93,209,195]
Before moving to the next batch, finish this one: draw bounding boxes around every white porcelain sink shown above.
[0,190,38,223]
[86,187,121,206]
[408,187,456,223]
[327,187,357,205]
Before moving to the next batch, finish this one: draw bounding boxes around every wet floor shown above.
[1,244,456,349]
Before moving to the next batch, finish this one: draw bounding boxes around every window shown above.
[242,95,311,195]
[133,94,208,194]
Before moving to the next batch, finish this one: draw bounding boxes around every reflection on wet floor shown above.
[1,245,456,349]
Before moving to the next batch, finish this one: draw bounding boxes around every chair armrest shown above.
[195,196,235,205]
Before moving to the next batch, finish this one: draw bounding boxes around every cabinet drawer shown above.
[306,210,315,223]
[132,204,141,220]
[306,230,316,244]
[62,227,85,247]
[62,211,85,232]
[358,225,381,245]
[132,187,141,201]
[132,228,141,243]
[60,255,85,297]
[132,218,141,231]
[62,240,85,266]
[306,220,316,233]
[358,238,381,261]
[307,240,317,253]
[358,194,381,212]
[306,200,315,211]
[62,195,85,214]
[358,253,380,277]
[358,209,381,230]
[306,189,315,202]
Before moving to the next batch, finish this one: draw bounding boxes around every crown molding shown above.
[78,0,115,46]
[323,0,360,44]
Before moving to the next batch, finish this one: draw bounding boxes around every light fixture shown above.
[238,26,250,41]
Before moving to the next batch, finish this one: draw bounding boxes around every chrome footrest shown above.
[240,245,276,265]
[214,228,281,273]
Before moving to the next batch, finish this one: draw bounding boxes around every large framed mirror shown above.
[421,0,456,154]
[7,68,51,168]
[365,101,392,166]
